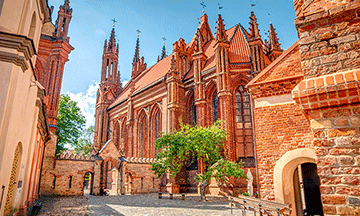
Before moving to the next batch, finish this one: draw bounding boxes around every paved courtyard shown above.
[37,193,243,216]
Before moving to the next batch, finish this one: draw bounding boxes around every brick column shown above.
[293,1,360,213]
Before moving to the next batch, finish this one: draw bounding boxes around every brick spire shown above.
[107,28,117,53]
[266,23,282,61]
[133,37,140,64]
[131,32,147,78]
[194,28,202,53]
[160,44,167,60]
[249,11,260,39]
[268,23,281,51]
[215,14,227,42]
[55,0,72,41]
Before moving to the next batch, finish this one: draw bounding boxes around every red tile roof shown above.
[228,25,251,64]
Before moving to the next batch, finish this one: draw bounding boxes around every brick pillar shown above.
[293,1,360,214]
[93,160,102,195]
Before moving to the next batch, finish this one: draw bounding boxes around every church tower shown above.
[94,27,122,150]
[35,0,74,133]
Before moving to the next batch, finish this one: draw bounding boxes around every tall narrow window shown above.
[52,175,56,189]
[154,110,161,157]
[234,86,254,158]
[121,119,128,156]
[213,92,218,122]
[69,176,72,188]
[192,101,197,125]
[62,18,66,31]
[139,114,147,158]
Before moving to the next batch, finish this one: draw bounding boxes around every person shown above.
[100,186,108,196]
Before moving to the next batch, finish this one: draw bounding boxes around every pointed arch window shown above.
[235,85,254,157]
[139,114,147,158]
[213,92,218,122]
[121,119,128,156]
[153,110,161,157]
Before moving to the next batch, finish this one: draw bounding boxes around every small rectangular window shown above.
[69,176,72,188]
[52,176,56,189]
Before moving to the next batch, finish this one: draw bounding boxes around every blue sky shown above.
[48,0,299,126]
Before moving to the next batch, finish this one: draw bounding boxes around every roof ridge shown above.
[246,40,299,88]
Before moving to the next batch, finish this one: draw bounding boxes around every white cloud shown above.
[95,29,106,37]
[122,80,129,87]
[67,81,98,128]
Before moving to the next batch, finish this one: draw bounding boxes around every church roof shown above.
[184,24,250,81]
[246,40,301,87]
[109,22,251,109]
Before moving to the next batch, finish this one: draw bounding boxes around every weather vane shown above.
[136,29,141,37]
[218,3,223,14]
[200,2,206,13]
[250,0,255,8]
[162,37,166,45]
[111,18,117,27]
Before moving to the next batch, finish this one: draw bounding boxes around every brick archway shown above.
[273,148,317,214]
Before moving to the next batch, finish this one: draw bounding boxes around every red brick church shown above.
[40,1,360,215]
[92,9,283,194]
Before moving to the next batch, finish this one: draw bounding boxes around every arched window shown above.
[234,86,254,158]
[138,113,147,158]
[113,122,120,150]
[213,91,218,122]
[121,119,128,156]
[153,110,161,157]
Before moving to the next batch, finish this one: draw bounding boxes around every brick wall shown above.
[254,102,313,200]
[123,163,161,194]
[293,1,360,214]
[43,160,94,196]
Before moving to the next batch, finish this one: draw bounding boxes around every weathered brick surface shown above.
[293,1,360,213]
[123,163,161,194]
[254,102,313,201]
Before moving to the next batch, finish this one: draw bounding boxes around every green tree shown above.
[56,94,86,155]
[74,125,94,155]
[151,120,247,193]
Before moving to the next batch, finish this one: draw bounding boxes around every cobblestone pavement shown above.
[37,194,246,216]
[87,193,243,216]
[37,196,89,215]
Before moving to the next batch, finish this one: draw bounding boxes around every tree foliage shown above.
[151,120,247,185]
[74,125,94,155]
[56,94,86,155]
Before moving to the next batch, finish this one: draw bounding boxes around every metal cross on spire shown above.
[162,37,166,44]
[200,2,206,13]
[268,13,272,24]
[136,29,141,37]
[218,3,223,14]
[111,18,117,27]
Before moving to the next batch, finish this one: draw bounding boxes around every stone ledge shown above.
[292,69,360,110]
[0,31,36,60]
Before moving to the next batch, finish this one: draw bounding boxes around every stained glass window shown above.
[235,86,254,157]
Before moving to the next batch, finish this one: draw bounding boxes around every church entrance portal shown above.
[83,172,94,195]
[293,163,323,216]
[104,160,120,195]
